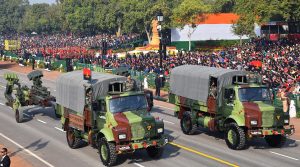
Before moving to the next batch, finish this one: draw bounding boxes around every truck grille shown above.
[131,122,156,140]
[131,123,145,140]
[261,110,274,127]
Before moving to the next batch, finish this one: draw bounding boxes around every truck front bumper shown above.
[116,135,169,154]
[248,125,295,137]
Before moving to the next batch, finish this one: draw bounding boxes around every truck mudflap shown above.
[115,135,169,154]
[248,125,295,137]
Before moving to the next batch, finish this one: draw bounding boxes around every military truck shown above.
[55,71,168,166]
[169,65,295,150]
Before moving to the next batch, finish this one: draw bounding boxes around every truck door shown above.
[93,100,106,129]
[223,88,235,116]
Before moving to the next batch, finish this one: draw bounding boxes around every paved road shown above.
[0,69,299,167]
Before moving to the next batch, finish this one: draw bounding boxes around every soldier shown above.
[209,82,217,99]
[31,55,35,70]
[125,74,137,91]
[155,74,162,97]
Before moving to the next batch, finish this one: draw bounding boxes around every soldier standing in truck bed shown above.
[125,73,137,91]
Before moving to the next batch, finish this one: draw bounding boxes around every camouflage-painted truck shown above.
[55,71,168,166]
[169,65,295,150]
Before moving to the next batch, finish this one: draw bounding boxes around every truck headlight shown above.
[157,128,163,133]
[250,120,258,126]
[118,134,126,140]
[284,119,289,124]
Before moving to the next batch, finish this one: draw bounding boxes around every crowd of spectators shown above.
[1,33,141,58]
[102,38,299,90]
[1,34,299,90]
[19,33,140,50]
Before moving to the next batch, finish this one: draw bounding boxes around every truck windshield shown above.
[238,87,271,102]
[109,95,148,113]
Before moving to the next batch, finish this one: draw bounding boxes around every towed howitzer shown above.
[4,70,57,123]
[27,70,55,106]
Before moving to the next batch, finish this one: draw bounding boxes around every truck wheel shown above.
[15,109,23,123]
[66,128,81,149]
[225,123,246,150]
[98,137,117,166]
[180,112,197,135]
[265,135,286,148]
[146,146,164,159]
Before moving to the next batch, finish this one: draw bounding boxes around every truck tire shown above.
[15,109,23,123]
[180,111,197,135]
[66,128,81,149]
[225,123,246,150]
[98,137,117,166]
[146,146,164,159]
[265,135,286,148]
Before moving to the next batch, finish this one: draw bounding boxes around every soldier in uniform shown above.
[125,74,137,91]
[209,82,217,99]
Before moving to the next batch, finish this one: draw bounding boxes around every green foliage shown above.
[0,0,29,33]
[210,0,235,13]
[1,0,300,37]
[172,0,211,28]
[277,0,300,21]
[20,3,62,33]
[232,15,255,39]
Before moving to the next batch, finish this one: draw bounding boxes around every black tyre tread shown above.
[225,123,246,150]
[67,129,81,149]
[180,111,197,135]
[99,137,117,166]
[265,135,286,148]
[15,109,23,123]
[147,146,164,159]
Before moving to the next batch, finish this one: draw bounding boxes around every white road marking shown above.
[0,103,4,106]
[163,120,176,125]
[0,85,6,88]
[53,90,56,91]
[156,105,173,111]
[37,119,47,124]
[0,133,55,167]
[296,140,300,142]
[133,163,145,167]
[270,151,299,161]
[54,127,65,132]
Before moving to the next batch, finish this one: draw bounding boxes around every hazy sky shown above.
[29,0,56,4]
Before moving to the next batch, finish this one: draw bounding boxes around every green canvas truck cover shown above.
[170,65,247,106]
[56,70,126,113]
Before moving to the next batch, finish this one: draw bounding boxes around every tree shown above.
[211,0,235,13]
[232,0,280,41]
[60,0,95,34]
[172,0,211,51]
[0,0,29,34]
[277,0,300,21]
[232,15,254,45]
